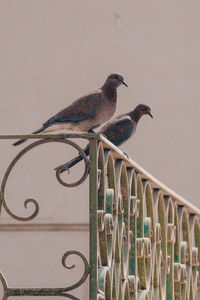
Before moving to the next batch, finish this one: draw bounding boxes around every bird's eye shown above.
[115,76,118,79]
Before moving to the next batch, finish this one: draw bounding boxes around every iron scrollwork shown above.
[0,138,90,298]
[1,134,200,299]
[0,138,90,221]
[0,250,89,300]
[96,142,200,299]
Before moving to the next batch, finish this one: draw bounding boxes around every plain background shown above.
[0,0,200,298]
[1,0,200,204]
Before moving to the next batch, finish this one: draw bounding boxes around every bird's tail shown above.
[13,126,46,146]
[54,145,89,173]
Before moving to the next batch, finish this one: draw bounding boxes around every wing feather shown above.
[100,115,135,146]
[44,91,102,127]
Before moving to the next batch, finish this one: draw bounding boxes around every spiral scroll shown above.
[0,138,90,221]
[0,250,89,299]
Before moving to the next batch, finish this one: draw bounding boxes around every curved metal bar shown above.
[0,271,8,290]
[1,250,89,299]
[59,294,80,300]
[0,139,90,221]
[55,141,89,187]
[61,250,89,291]
[55,140,89,187]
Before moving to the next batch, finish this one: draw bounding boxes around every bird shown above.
[13,73,128,146]
[55,104,153,173]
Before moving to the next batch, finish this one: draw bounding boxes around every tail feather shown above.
[13,126,45,146]
[55,145,89,173]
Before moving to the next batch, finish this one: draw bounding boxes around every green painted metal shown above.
[89,139,98,300]
[0,133,199,299]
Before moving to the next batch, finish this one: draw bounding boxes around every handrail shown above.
[100,135,200,216]
[0,133,197,215]
[0,133,199,299]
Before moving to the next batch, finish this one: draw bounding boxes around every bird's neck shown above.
[129,109,142,124]
[102,84,117,101]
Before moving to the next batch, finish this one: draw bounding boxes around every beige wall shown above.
[0,0,200,298]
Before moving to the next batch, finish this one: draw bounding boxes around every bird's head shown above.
[105,73,128,89]
[130,104,153,123]
[136,104,153,118]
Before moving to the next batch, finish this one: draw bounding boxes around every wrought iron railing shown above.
[0,133,200,300]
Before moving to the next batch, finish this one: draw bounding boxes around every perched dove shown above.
[55,104,153,173]
[13,73,127,146]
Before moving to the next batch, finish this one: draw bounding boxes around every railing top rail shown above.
[0,133,199,216]
[0,133,101,140]
[100,135,200,216]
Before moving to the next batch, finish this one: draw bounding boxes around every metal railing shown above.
[0,133,199,300]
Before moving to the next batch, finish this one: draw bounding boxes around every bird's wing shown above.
[44,90,102,127]
[100,115,135,146]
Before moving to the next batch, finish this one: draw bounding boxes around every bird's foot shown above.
[88,129,95,133]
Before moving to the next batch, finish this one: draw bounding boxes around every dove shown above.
[13,73,127,146]
[55,104,153,173]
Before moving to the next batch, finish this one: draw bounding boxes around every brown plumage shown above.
[13,73,127,146]
[55,104,153,173]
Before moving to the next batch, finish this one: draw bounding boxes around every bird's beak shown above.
[148,112,153,118]
[119,79,128,87]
